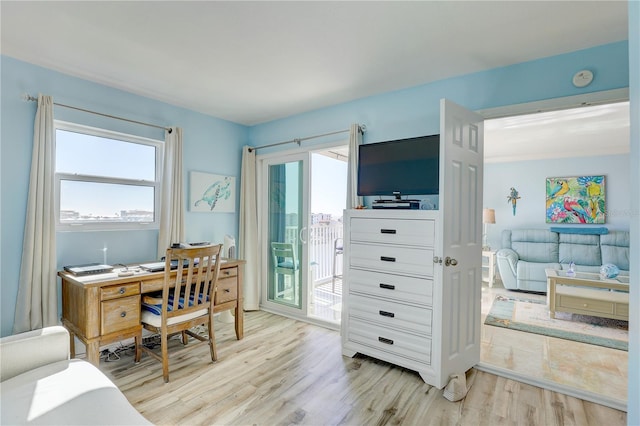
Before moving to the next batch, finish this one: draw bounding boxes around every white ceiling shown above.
[485,101,630,163]
[0,1,629,126]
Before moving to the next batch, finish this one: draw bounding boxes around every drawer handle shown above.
[120,311,127,318]
[380,229,397,234]
[380,256,396,262]
[224,271,230,276]
[379,283,395,290]
[119,287,126,294]
[379,310,395,318]
[224,289,231,293]
[378,337,394,345]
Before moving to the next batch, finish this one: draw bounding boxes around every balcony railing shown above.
[285,223,343,285]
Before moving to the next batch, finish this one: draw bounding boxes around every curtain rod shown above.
[248,125,366,153]
[24,94,172,133]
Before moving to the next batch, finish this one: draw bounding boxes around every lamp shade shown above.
[483,208,496,224]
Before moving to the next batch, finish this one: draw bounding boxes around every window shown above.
[55,121,163,230]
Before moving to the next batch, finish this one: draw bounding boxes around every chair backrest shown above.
[271,242,298,271]
[162,244,222,320]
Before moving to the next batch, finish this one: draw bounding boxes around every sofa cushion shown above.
[516,261,561,292]
[558,233,601,266]
[600,231,630,270]
[509,230,559,263]
[0,359,151,425]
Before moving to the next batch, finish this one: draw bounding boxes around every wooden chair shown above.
[137,244,222,382]
[271,242,299,302]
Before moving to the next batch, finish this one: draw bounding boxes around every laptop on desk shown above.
[139,258,202,272]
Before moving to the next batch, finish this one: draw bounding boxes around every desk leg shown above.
[68,330,76,358]
[86,341,101,366]
[235,304,244,340]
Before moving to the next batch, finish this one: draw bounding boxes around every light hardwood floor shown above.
[99,310,626,425]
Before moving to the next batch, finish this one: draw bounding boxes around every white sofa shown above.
[0,326,151,425]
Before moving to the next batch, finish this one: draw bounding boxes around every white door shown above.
[435,98,484,379]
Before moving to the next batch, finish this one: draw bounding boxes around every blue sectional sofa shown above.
[496,229,630,293]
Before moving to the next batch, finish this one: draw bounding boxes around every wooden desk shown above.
[59,259,245,366]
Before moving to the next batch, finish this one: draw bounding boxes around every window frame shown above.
[54,120,164,231]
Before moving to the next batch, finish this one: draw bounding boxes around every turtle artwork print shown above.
[190,171,236,212]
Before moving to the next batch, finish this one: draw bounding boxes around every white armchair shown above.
[1,326,151,425]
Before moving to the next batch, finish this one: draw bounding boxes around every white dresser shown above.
[341,209,479,389]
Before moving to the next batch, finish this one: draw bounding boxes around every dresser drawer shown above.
[350,217,435,247]
[216,276,238,304]
[350,243,433,277]
[100,283,139,301]
[348,269,432,305]
[101,295,140,335]
[349,294,432,335]
[347,318,431,364]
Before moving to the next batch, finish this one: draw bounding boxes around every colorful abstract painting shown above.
[545,175,605,224]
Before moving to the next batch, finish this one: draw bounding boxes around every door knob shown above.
[444,257,458,266]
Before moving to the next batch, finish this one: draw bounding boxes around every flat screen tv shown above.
[357,134,439,198]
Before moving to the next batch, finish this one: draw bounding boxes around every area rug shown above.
[484,294,628,351]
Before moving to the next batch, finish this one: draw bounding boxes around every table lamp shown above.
[482,208,496,250]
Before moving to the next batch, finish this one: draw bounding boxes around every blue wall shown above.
[0,40,631,338]
[250,42,629,148]
[484,154,631,251]
[1,56,248,337]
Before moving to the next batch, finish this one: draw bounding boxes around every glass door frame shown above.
[259,151,311,319]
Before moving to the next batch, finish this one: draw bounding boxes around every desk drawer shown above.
[101,283,139,301]
[220,265,238,279]
[216,276,238,304]
[101,295,140,334]
[350,217,435,247]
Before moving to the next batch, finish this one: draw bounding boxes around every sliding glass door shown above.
[262,154,309,313]
[259,146,348,327]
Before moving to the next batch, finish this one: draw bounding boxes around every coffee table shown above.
[545,269,629,321]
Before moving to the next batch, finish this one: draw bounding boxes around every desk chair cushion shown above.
[141,308,209,328]
[141,290,210,327]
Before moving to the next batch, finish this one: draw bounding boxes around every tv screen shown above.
[357,135,439,197]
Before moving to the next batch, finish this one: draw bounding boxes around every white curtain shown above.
[239,146,259,310]
[346,123,363,209]
[14,95,58,333]
[157,127,185,258]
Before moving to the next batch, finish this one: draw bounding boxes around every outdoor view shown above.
[56,128,158,224]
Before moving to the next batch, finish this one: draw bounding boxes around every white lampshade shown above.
[483,208,496,224]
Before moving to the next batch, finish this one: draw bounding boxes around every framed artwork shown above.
[545,175,605,224]
[189,171,235,212]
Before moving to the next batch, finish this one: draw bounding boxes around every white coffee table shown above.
[545,269,629,321]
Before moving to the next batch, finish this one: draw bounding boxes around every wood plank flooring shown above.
[100,311,626,425]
